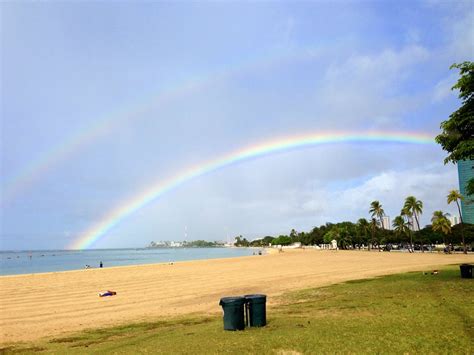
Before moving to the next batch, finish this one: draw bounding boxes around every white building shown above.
[408,214,420,231]
[381,216,391,230]
[449,215,460,226]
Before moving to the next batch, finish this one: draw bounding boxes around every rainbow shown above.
[0,79,215,207]
[70,130,435,249]
[1,47,311,207]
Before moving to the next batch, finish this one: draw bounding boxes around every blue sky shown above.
[1,1,473,250]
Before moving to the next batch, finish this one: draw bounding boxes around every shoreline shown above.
[1,249,473,344]
[1,247,470,278]
[0,252,264,279]
[5,246,469,278]
[0,247,265,278]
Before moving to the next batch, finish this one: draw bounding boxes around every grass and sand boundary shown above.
[1,250,473,351]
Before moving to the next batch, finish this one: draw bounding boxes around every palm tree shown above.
[369,218,379,250]
[357,218,370,250]
[432,211,452,251]
[369,201,385,229]
[404,196,423,251]
[447,190,466,254]
[404,196,423,231]
[392,215,409,244]
[337,226,351,250]
[400,207,414,251]
[400,207,412,225]
[290,229,298,242]
[370,201,385,251]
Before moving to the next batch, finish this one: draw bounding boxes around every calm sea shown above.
[0,248,258,276]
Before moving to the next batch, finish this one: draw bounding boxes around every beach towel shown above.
[99,290,117,297]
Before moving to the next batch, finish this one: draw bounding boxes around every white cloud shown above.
[432,73,458,102]
[447,8,474,61]
[330,165,458,226]
[325,45,430,87]
[313,45,430,129]
[126,156,458,243]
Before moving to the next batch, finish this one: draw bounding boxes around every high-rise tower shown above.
[449,215,460,226]
[458,159,474,224]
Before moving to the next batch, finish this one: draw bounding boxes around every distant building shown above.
[381,216,391,230]
[408,214,420,231]
[449,215,460,226]
[458,159,474,224]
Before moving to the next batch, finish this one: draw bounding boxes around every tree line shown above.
[234,192,473,253]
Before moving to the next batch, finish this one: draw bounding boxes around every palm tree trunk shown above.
[379,216,384,251]
[413,212,423,252]
[455,200,466,254]
[369,226,374,251]
[404,215,414,252]
[409,230,413,253]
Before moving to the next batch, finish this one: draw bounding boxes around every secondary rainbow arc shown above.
[70,131,435,250]
[1,46,307,207]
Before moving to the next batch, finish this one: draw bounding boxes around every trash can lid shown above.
[244,294,267,300]
[219,296,246,306]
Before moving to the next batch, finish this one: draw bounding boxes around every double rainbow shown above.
[1,80,212,207]
[1,46,311,207]
[70,130,435,249]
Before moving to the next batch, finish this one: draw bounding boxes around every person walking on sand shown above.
[100,261,103,268]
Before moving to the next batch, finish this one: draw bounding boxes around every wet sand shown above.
[1,250,472,343]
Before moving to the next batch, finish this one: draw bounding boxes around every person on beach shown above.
[99,261,103,268]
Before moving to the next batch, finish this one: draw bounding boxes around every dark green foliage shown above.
[415,223,474,245]
[436,62,474,164]
[414,223,474,249]
[248,221,411,249]
[234,235,250,247]
[271,235,292,246]
[185,240,220,247]
[415,226,445,244]
[452,223,474,244]
[241,220,473,250]
[249,236,275,247]
[301,226,324,245]
[436,61,474,195]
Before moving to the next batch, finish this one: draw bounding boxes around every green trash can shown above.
[245,294,267,327]
[460,264,473,279]
[219,297,246,331]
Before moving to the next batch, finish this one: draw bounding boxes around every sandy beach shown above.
[1,250,472,344]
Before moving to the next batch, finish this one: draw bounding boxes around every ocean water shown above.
[0,248,258,276]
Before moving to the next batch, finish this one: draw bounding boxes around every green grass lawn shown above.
[2,266,473,354]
